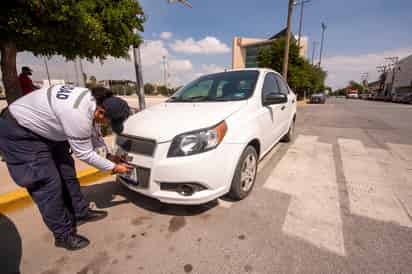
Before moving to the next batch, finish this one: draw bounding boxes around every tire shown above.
[281,118,295,143]
[228,146,258,201]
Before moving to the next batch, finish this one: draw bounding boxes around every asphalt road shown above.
[2,98,412,274]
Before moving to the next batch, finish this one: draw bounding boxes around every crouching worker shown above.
[0,85,132,251]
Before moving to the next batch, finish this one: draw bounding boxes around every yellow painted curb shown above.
[297,100,308,107]
[0,168,112,214]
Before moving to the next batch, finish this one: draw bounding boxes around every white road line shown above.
[264,135,345,256]
[338,139,412,228]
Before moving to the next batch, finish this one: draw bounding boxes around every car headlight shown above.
[167,121,228,157]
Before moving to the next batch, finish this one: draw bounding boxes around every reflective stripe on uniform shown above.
[73,90,90,109]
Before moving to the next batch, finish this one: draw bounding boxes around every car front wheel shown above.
[228,146,258,200]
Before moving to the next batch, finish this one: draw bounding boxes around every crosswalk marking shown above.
[264,135,345,256]
[338,139,412,228]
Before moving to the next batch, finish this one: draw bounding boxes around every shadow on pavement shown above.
[83,180,217,217]
[0,214,22,274]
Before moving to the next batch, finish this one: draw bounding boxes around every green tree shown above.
[348,80,365,93]
[0,0,145,103]
[144,83,155,95]
[257,37,327,99]
[157,85,169,96]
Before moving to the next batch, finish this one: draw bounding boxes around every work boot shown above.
[76,209,108,226]
[55,232,90,251]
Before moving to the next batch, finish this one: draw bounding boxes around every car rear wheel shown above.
[281,119,295,143]
[228,146,258,200]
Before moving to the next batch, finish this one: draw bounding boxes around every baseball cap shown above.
[101,97,130,134]
[22,66,32,75]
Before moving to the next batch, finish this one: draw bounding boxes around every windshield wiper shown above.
[168,96,209,102]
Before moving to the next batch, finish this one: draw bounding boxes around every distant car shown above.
[359,93,370,100]
[346,93,359,99]
[392,93,404,103]
[400,93,412,104]
[310,93,326,104]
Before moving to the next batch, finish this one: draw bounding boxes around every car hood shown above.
[122,101,247,142]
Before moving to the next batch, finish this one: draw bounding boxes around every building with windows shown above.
[384,54,412,95]
[232,28,308,69]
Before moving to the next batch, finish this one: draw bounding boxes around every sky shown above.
[12,0,412,90]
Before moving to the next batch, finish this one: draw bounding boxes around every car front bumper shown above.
[115,141,245,205]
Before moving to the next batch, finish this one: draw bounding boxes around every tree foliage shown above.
[0,0,145,58]
[348,80,365,92]
[257,38,327,98]
[144,83,155,95]
[0,0,145,103]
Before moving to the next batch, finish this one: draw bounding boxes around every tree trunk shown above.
[1,42,22,104]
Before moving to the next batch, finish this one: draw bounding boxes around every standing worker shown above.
[18,66,40,95]
[0,85,132,251]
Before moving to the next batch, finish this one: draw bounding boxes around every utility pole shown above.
[311,41,318,65]
[43,56,51,86]
[296,0,311,50]
[318,22,327,67]
[73,60,79,86]
[282,0,295,79]
[132,46,146,110]
[385,56,399,95]
[377,65,389,94]
[78,58,86,87]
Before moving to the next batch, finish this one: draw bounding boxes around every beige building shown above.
[384,54,412,94]
[232,28,308,69]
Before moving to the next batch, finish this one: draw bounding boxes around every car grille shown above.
[136,166,151,188]
[116,135,156,157]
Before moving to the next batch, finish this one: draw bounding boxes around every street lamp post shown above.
[385,56,399,95]
[43,56,51,86]
[311,41,318,65]
[167,0,193,8]
[295,0,311,50]
[282,0,295,79]
[318,22,327,67]
[132,45,146,110]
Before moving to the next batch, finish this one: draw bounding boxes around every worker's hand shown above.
[107,153,124,164]
[112,163,133,174]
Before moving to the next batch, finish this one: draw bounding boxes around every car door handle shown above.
[281,105,286,111]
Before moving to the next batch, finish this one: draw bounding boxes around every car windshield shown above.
[168,70,259,102]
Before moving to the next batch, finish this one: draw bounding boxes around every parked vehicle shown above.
[310,93,326,104]
[400,93,412,104]
[346,93,359,99]
[359,93,370,100]
[113,69,297,205]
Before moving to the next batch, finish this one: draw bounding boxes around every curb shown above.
[0,168,112,214]
[297,100,308,107]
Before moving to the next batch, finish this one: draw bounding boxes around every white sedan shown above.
[114,68,297,205]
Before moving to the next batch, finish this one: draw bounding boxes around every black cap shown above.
[102,97,130,134]
[22,66,32,75]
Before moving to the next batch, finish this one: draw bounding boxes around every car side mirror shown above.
[263,93,287,105]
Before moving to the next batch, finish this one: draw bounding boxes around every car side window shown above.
[275,76,289,95]
[262,73,281,96]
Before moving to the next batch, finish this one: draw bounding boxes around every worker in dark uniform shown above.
[0,85,132,250]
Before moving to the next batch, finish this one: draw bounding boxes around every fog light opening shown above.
[178,184,195,196]
[160,182,207,196]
